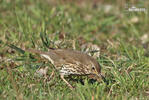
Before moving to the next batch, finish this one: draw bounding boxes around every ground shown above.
[0,0,149,100]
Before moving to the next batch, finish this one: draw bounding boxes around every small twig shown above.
[107,82,119,98]
[72,40,76,50]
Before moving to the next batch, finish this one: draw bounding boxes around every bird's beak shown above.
[97,73,107,84]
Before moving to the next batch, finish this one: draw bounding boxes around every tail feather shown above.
[25,49,59,62]
[25,49,54,64]
[25,49,46,55]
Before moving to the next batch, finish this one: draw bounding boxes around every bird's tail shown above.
[25,49,46,55]
[25,49,55,64]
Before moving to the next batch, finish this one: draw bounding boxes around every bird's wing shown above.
[52,49,92,65]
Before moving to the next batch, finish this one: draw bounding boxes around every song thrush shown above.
[25,48,105,89]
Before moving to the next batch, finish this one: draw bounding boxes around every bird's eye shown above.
[92,67,95,70]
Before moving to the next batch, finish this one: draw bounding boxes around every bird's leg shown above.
[49,70,55,80]
[60,75,74,90]
[44,70,55,84]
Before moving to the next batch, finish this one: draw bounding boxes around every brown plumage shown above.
[25,48,105,89]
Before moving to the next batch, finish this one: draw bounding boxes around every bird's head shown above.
[89,63,106,83]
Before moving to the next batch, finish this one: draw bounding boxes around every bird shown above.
[25,48,105,89]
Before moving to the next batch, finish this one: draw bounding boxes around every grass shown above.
[0,0,149,99]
